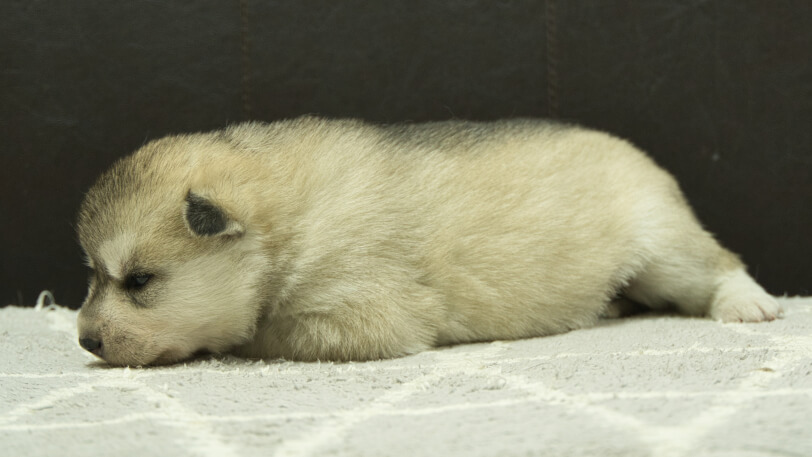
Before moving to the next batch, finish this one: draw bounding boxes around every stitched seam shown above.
[239,0,252,120]
[545,0,559,118]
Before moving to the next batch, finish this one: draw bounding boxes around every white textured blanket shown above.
[1,297,811,457]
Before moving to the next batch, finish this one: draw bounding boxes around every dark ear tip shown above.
[184,191,229,236]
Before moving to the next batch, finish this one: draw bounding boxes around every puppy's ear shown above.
[183,191,244,237]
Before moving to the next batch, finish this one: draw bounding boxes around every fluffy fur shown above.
[76,117,781,366]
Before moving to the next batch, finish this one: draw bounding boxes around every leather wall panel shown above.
[1,1,809,306]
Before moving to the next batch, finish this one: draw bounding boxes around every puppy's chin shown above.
[149,347,217,366]
[90,336,219,367]
[149,348,197,366]
[92,347,187,368]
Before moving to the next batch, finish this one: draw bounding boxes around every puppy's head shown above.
[76,136,269,366]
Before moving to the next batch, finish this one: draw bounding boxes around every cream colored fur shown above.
[76,117,781,366]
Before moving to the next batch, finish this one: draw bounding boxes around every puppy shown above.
[76,117,781,366]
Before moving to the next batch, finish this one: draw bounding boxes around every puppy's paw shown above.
[709,269,783,323]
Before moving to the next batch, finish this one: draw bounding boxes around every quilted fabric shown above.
[1,297,810,456]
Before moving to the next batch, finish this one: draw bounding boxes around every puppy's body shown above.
[77,117,781,366]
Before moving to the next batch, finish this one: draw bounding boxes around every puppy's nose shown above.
[79,337,102,355]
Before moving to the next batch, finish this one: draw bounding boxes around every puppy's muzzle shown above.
[79,337,103,357]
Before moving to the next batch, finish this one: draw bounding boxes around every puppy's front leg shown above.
[249,281,445,361]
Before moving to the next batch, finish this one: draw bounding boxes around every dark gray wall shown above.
[2,1,810,308]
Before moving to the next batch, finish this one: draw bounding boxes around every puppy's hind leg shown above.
[601,296,649,319]
[622,209,782,323]
[707,267,783,322]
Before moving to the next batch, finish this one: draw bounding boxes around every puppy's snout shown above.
[79,337,102,356]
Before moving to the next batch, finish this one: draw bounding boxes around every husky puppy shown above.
[76,117,781,366]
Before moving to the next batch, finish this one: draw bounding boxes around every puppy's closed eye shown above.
[124,273,153,291]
